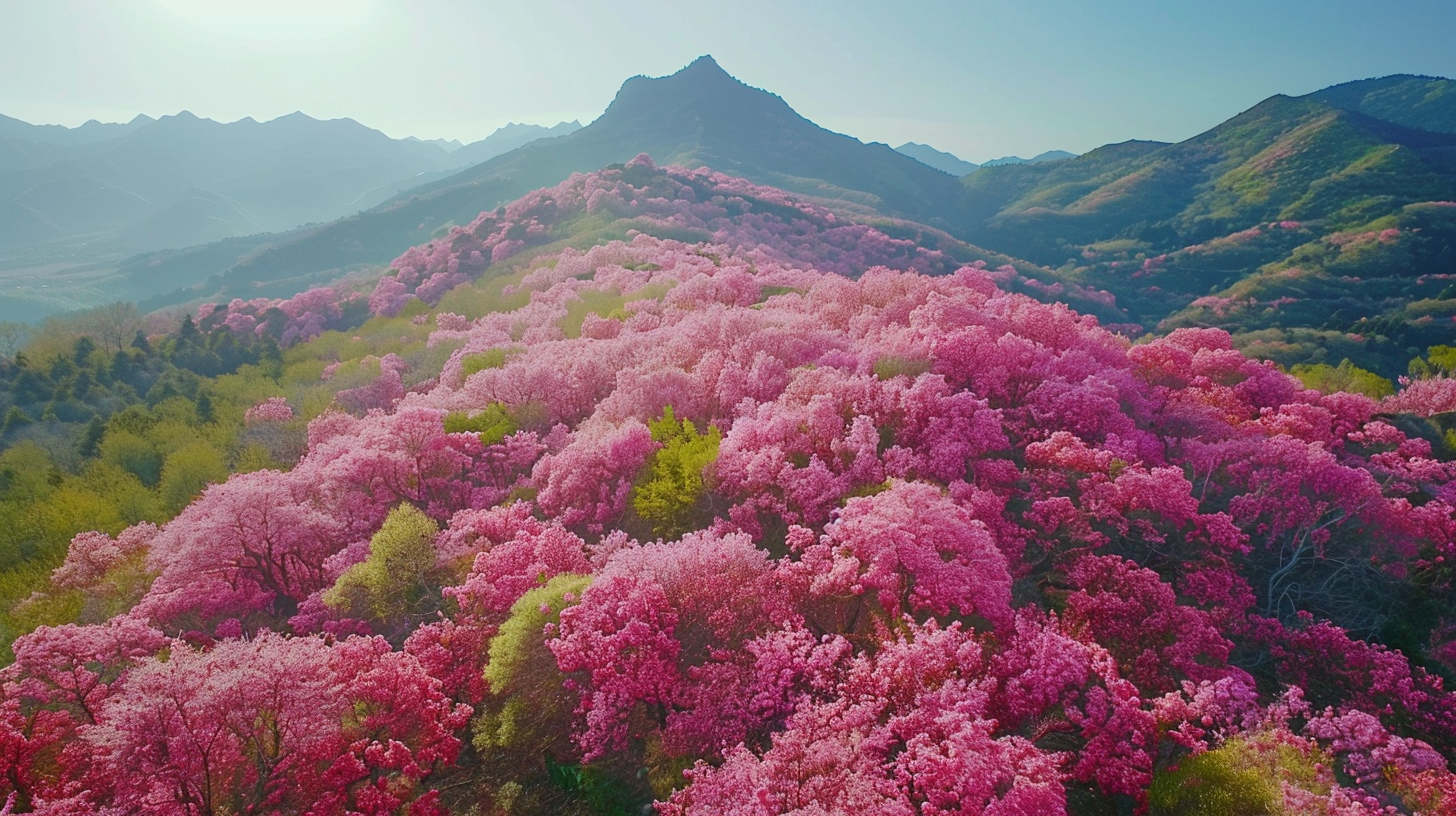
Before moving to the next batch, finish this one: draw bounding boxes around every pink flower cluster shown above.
[201,286,363,347]
[368,154,958,317]
[243,396,294,424]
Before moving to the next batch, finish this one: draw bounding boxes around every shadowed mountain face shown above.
[402,56,971,229]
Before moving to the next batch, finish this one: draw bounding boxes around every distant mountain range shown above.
[892,144,1076,177]
[0,113,582,254]
[0,111,456,253]
[981,150,1077,167]
[0,114,579,321]
[7,59,1456,377]
[894,143,979,176]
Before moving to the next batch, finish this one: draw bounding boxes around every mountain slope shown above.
[954,81,1456,375]
[1307,74,1456,134]
[448,120,583,167]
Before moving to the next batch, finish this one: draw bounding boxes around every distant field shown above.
[0,246,132,322]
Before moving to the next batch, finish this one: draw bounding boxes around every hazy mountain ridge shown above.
[0,113,584,321]
[980,150,1077,167]
[894,142,979,176]
[0,110,463,251]
[0,113,583,259]
[0,111,156,146]
[449,120,583,166]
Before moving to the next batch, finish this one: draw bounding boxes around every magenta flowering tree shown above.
[784,480,1013,633]
[51,523,155,592]
[243,396,294,424]
[548,530,798,762]
[136,469,344,633]
[661,622,1067,816]
[71,633,469,816]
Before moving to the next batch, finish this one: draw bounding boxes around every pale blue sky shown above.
[2,0,1453,163]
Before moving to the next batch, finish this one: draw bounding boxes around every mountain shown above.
[0,114,161,174]
[396,56,970,229]
[894,142,979,176]
[127,56,984,310]
[0,112,155,146]
[21,64,1456,381]
[980,150,1077,167]
[956,78,1456,376]
[0,111,478,254]
[407,136,465,152]
[448,120,583,167]
[1306,74,1456,134]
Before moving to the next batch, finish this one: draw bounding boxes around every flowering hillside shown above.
[5,158,1456,814]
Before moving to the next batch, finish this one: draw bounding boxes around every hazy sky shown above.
[2,0,1454,163]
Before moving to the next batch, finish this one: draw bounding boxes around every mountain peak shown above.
[681,54,728,76]
[600,54,787,130]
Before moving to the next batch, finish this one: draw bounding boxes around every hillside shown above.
[2,162,1456,813]
[956,78,1456,375]
[122,56,998,312]
[1308,73,1456,134]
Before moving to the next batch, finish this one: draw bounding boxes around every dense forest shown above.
[1,159,1455,814]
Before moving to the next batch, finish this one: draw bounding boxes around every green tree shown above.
[1149,734,1326,816]
[443,402,517,445]
[99,430,164,487]
[1409,344,1456,379]
[1290,358,1394,399]
[324,505,440,639]
[158,442,229,515]
[632,406,721,539]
